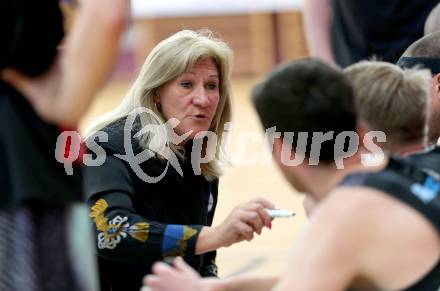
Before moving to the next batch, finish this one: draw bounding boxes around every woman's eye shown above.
[181,81,192,88]
[207,83,218,90]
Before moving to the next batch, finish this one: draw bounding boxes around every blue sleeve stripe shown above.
[162,225,184,255]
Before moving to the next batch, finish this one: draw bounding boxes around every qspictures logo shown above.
[55,107,387,183]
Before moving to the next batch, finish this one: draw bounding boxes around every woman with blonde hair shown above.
[83,29,274,291]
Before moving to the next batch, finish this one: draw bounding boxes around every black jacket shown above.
[84,118,219,291]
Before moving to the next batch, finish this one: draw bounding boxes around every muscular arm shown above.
[303,0,336,66]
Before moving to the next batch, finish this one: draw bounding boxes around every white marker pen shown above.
[265,209,295,218]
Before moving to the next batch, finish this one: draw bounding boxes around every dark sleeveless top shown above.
[341,147,440,290]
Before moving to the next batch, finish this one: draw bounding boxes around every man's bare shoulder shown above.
[310,185,440,290]
[310,186,392,231]
[313,185,438,245]
[304,186,388,256]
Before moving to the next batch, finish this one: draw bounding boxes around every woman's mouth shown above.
[191,114,208,120]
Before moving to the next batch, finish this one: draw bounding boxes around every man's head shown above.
[425,3,440,35]
[399,32,440,145]
[252,58,357,195]
[344,61,431,154]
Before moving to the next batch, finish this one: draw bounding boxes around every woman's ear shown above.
[435,73,440,99]
[152,90,162,111]
[153,91,160,104]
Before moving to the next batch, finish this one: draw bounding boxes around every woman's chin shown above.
[176,124,212,139]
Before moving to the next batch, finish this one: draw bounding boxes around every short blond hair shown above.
[344,61,431,148]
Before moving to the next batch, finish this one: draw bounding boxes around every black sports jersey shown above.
[342,147,440,290]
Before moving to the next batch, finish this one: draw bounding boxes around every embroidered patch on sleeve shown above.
[89,199,150,250]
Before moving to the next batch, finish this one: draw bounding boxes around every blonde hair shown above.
[85,29,233,180]
[344,60,431,148]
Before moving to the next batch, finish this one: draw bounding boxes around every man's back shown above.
[322,186,439,290]
[274,154,440,291]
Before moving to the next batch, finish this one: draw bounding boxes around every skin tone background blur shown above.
[79,77,307,277]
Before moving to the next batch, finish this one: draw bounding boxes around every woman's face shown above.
[156,58,220,141]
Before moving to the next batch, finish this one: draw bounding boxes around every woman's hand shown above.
[143,257,221,291]
[196,197,275,253]
[216,197,274,246]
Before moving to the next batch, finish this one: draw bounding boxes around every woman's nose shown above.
[193,86,210,107]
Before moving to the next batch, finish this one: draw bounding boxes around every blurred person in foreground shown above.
[0,0,128,290]
[143,58,440,291]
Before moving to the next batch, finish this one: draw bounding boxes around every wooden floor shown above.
[80,77,307,277]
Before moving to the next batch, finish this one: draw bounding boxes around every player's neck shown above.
[305,157,365,201]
